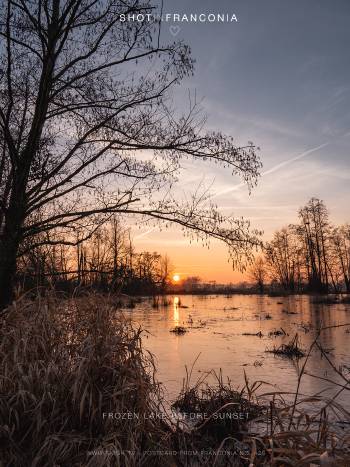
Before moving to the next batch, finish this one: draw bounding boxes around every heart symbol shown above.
[169,25,181,37]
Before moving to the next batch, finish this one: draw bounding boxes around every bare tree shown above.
[332,224,350,293]
[0,0,261,308]
[296,198,331,293]
[159,253,172,291]
[17,218,174,294]
[265,227,303,292]
[248,256,267,293]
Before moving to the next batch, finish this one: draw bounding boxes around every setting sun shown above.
[172,274,180,282]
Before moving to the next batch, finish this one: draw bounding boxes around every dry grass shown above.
[268,328,287,337]
[170,326,187,334]
[266,333,305,359]
[0,293,170,467]
[172,367,263,446]
[171,364,350,466]
[1,293,350,466]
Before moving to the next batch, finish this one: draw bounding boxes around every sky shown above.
[134,0,350,283]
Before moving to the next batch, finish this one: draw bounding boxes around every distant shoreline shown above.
[135,290,350,298]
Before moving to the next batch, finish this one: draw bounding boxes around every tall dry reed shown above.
[0,292,170,466]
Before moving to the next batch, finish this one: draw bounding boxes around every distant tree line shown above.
[17,197,349,297]
[17,218,172,296]
[249,198,350,294]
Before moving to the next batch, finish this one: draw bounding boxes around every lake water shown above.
[122,294,350,409]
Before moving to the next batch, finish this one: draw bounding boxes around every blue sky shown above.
[136,0,350,281]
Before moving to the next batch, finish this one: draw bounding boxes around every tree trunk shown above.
[345,276,350,294]
[0,166,29,309]
[0,206,24,309]
[0,240,18,309]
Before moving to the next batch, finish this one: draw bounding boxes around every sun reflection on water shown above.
[173,296,180,324]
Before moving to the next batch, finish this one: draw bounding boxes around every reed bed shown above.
[0,293,349,466]
[170,326,187,335]
[171,366,350,466]
[0,293,170,467]
[266,333,305,359]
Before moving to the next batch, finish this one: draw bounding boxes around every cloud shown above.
[133,227,156,240]
[213,142,329,199]
[262,142,329,176]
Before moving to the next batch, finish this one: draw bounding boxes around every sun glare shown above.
[173,274,180,282]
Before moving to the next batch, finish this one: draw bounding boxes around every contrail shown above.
[262,142,329,176]
[133,227,156,240]
[213,142,329,199]
[133,142,329,240]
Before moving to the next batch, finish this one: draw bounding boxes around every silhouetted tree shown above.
[296,198,330,293]
[248,256,266,293]
[265,227,303,292]
[0,0,261,308]
[332,224,350,293]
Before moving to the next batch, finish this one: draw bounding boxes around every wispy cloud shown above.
[213,142,329,199]
[133,227,156,240]
[262,142,329,176]
[134,143,329,242]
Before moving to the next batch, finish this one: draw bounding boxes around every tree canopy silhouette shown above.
[0,0,261,308]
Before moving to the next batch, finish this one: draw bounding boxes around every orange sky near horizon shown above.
[144,237,247,284]
[134,222,257,284]
[133,179,350,284]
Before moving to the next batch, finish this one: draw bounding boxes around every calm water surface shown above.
[123,294,350,408]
